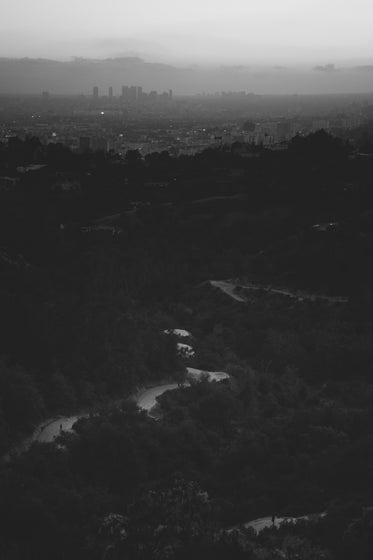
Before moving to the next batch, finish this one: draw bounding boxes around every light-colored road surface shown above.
[228,512,326,534]
[35,415,88,443]
[186,367,230,382]
[244,515,306,533]
[4,414,89,459]
[135,368,231,416]
[240,283,347,303]
[10,329,230,455]
[37,370,230,437]
[164,329,192,338]
[135,384,183,415]
[210,280,247,302]
[177,343,195,357]
[210,279,348,304]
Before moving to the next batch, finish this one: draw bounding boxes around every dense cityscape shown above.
[0,88,371,158]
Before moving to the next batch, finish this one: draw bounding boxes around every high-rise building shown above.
[169,89,173,100]
[129,86,137,102]
[93,86,99,99]
[108,86,113,98]
[121,86,129,100]
[137,86,143,100]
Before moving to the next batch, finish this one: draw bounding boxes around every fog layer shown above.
[0,57,373,95]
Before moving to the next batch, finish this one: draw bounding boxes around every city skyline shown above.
[1,55,373,96]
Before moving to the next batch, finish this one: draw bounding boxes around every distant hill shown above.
[2,56,373,95]
[0,56,183,95]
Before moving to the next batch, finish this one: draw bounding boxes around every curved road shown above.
[228,512,326,534]
[36,415,89,443]
[11,331,228,450]
[135,367,230,417]
[163,329,192,338]
[210,279,348,304]
[186,367,230,382]
[135,383,182,417]
[7,340,325,536]
[20,367,230,445]
[210,280,247,302]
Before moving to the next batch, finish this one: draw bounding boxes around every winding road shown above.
[36,415,89,443]
[6,326,325,535]
[186,367,230,382]
[163,329,192,338]
[242,512,326,533]
[135,383,182,417]
[134,368,230,417]
[210,280,247,302]
[210,279,348,304]
[14,366,230,447]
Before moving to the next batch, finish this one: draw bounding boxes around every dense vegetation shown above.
[1,129,373,558]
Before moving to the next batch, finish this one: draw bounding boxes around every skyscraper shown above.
[137,86,143,101]
[121,86,129,100]
[108,86,113,98]
[93,86,99,99]
[129,86,137,102]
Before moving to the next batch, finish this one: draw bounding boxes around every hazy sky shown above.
[1,0,373,65]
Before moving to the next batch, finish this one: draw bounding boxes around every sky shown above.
[1,0,373,66]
